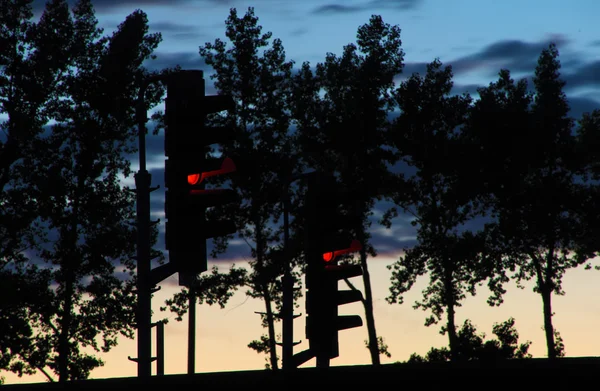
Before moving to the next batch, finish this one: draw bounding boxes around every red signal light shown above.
[187,157,236,186]
[322,239,362,262]
[188,173,201,185]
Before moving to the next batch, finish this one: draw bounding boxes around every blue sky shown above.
[101,0,600,261]
[5,0,600,383]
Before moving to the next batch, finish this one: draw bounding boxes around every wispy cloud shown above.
[310,0,423,15]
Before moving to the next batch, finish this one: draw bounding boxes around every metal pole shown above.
[134,78,153,379]
[282,181,294,370]
[316,354,330,369]
[157,322,165,376]
[188,291,196,374]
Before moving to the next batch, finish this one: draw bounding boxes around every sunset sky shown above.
[4,0,600,384]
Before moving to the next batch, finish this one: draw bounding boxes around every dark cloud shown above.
[149,21,204,41]
[144,51,209,72]
[447,36,570,77]
[290,28,309,37]
[311,0,422,15]
[402,61,428,76]
[32,0,192,15]
[568,96,600,120]
[452,83,482,96]
[370,0,423,10]
[369,204,418,254]
[146,126,167,158]
[312,4,363,14]
[399,36,600,98]
[564,60,600,91]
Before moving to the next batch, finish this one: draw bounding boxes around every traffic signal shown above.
[303,173,364,366]
[164,70,238,285]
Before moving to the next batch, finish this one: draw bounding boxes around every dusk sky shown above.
[4,0,600,384]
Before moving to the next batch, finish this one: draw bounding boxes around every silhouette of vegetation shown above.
[158,12,600,371]
[2,3,600,384]
[383,59,492,361]
[0,0,65,380]
[160,265,247,320]
[162,7,305,370]
[292,15,403,365]
[0,0,164,382]
[465,44,598,359]
[407,318,532,362]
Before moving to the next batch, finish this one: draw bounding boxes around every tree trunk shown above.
[360,246,380,365]
[541,287,556,359]
[58,175,84,381]
[443,261,459,361]
[57,263,74,382]
[262,285,279,370]
[255,216,279,370]
[446,301,459,361]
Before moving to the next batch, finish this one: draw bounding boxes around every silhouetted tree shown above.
[466,44,594,359]
[293,14,403,365]
[383,59,491,361]
[195,7,302,370]
[0,0,71,379]
[1,0,164,382]
[161,265,248,321]
[407,318,532,362]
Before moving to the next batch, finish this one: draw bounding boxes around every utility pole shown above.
[128,74,162,378]
[128,70,238,377]
[156,321,165,375]
[188,290,196,374]
[281,172,315,370]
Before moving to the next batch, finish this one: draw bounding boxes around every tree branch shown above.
[37,366,55,382]
[242,236,256,253]
[529,250,545,290]
[344,277,366,305]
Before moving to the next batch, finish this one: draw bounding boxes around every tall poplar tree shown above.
[2,0,165,381]
[466,44,594,359]
[197,7,300,369]
[294,15,403,365]
[0,0,71,379]
[384,60,483,361]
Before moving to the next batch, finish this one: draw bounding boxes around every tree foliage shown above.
[162,7,304,370]
[466,43,597,359]
[0,0,164,381]
[407,318,532,362]
[293,14,404,366]
[161,265,247,321]
[384,59,486,361]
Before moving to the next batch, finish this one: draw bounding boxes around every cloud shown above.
[311,4,364,14]
[398,36,600,98]
[149,21,204,41]
[448,36,570,77]
[32,0,193,15]
[310,0,422,15]
[290,28,309,37]
[370,0,423,10]
[568,96,600,120]
[144,51,209,72]
[564,60,600,91]
[402,61,428,76]
[452,83,482,96]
